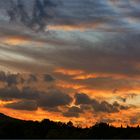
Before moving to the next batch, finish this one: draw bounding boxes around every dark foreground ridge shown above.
[0,113,140,139]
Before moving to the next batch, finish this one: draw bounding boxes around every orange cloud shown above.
[47,21,103,32]
[56,81,86,91]
[1,104,139,128]
[1,36,30,46]
[54,68,84,76]
[73,73,129,80]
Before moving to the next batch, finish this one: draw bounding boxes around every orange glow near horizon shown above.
[0,105,139,128]
[0,70,139,127]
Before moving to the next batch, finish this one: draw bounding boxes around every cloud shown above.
[0,71,22,86]
[47,22,104,32]
[0,0,140,127]
[101,118,116,124]
[43,74,55,82]
[75,93,92,105]
[130,113,140,125]
[5,100,38,111]
[117,93,138,103]
[27,74,38,83]
[0,86,39,101]
[1,0,140,33]
[0,85,73,112]
[92,101,129,113]
[0,71,55,85]
[75,93,130,113]
[38,89,72,108]
[63,106,83,118]
[0,86,21,101]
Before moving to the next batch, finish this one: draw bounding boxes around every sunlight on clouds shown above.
[0,49,34,62]
[56,81,86,91]
[1,36,29,46]
[47,22,102,32]
[0,0,140,128]
[54,68,84,76]
[73,73,129,80]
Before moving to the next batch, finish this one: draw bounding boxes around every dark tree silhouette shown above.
[0,113,140,139]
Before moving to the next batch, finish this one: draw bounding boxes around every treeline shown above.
[0,113,140,139]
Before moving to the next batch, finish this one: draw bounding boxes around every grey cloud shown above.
[0,71,22,86]
[5,100,38,111]
[100,118,116,124]
[44,74,55,82]
[0,71,54,85]
[0,86,73,111]
[63,106,83,118]
[1,26,140,79]
[41,106,60,112]
[0,86,39,101]
[47,33,140,77]
[75,93,130,113]
[0,0,140,32]
[75,93,92,105]
[38,89,72,108]
[0,0,57,31]
[0,71,6,81]
[0,86,21,101]
[27,74,38,83]
[91,100,119,113]
[6,74,20,86]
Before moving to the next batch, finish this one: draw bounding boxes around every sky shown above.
[0,0,140,127]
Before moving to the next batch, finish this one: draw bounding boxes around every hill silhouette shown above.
[0,113,140,139]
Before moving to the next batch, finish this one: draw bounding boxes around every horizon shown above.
[0,0,140,128]
[0,112,139,129]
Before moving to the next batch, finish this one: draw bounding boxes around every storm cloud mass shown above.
[0,0,140,127]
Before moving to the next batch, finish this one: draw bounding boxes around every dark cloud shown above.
[0,71,22,86]
[27,74,38,83]
[43,74,55,82]
[75,93,92,105]
[0,86,73,111]
[0,0,140,32]
[0,86,22,101]
[0,85,132,115]
[38,90,72,108]
[0,71,54,85]
[0,71,6,81]
[0,0,57,31]
[42,106,60,112]
[5,100,38,111]
[6,74,20,86]
[0,86,39,101]
[100,118,116,124]
[92,100,119,113]
[75,93,130,113]
[63,106,83,118]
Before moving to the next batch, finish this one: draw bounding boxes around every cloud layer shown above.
[0,0,140,127]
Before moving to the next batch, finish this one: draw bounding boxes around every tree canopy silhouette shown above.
[0,113,140,139]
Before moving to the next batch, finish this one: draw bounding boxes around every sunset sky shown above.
[0,0,140,127]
